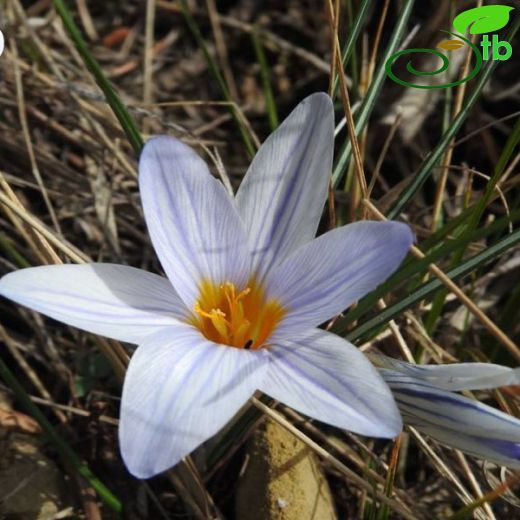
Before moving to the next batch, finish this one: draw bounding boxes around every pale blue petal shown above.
[119,325,268,478]
[374,354,520,391]
[139,136,251,309]
[267,221,413,334]
[259,329,402,437]
[0,264,186,344]
[382,369,520,468]
[235,93,334,279]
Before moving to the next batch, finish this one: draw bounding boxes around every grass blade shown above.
[332,0,415,187]
[178,0,256,157]
[252,25,279,130]
[0,354,122,512]
[53,0,143,154]
[333,207,520,334]
[330,0,372,98]
[387,15,520,219]
[345,226,520,343]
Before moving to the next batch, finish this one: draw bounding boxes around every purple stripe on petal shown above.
[139,137,251,309]
[268,353,349,416]
[269,349,359,415]
[392,387,519,427]
[258,113,323,274]
[374,354,520,391]
[259,329,402,437]
[268,221,413,337]
[274,346,387,423]
[0,264,187,344]
[119,325,268,478]
[381,367,520,467]
[236,93,334,279]
[482,438,520,460]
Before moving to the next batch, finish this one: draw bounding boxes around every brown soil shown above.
[236,418,337,520]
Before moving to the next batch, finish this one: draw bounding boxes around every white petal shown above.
[373,354,520,391]
[382,369,520,467]
[139,136,251,308]
[0,264,186,344]
[259,329,402,437]
[268,221,413,334]
[119,325,268,478]
[235,93,334,279]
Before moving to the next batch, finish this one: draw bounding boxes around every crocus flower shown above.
[0,93,414,478]
[374,354,520,467]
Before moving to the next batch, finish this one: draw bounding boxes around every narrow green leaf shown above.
[345,226,520,343]
[332,0,415,187]
[386,14,520,219]
[0,355,122,512]
[53,0,143,155]
[0,233,31,268]
[178,0,256,158]
[425,113,520,331]
[331,0,372,98]
[333,207,520,335]
[252,26,279,131]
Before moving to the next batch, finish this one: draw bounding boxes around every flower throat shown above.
[191,280,285,350]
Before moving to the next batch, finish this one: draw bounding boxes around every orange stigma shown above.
[190,279,285,349]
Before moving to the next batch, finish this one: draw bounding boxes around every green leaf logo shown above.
[453,5,514,35]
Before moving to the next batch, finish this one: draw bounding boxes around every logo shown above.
[385,5,514,89]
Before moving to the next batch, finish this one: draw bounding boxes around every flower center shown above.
[190,279,286,350]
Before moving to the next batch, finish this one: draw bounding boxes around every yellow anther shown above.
[237,287,251,300]
[190,279,286,350]
[208,309,230,339]
[193,302,216,320]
